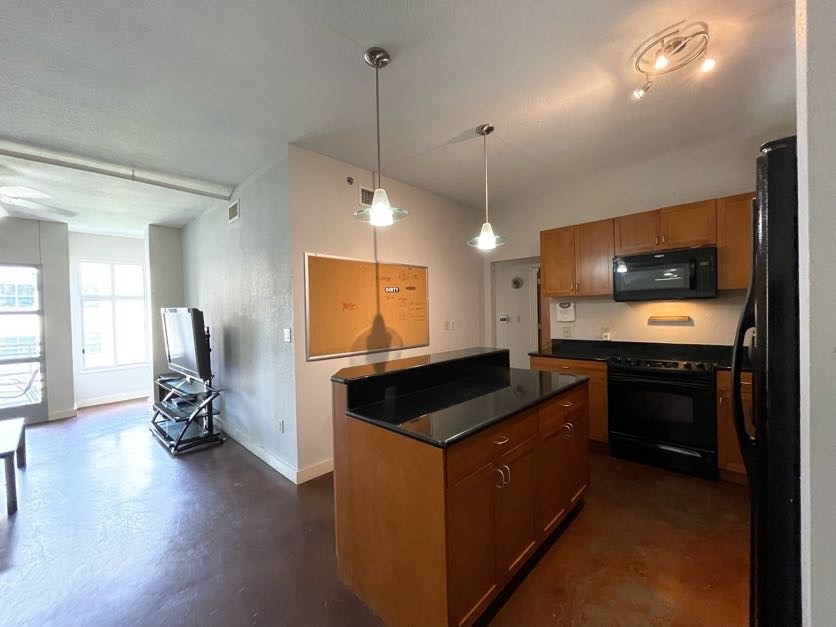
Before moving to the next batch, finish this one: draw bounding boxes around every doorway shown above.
[0,264,47,422]
[492,257,540,369]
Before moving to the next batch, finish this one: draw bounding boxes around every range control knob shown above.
[696,362,706,369]
[683,362,693,369]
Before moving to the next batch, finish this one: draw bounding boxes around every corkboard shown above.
[305,253,429,360]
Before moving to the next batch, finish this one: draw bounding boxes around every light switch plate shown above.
[283,328,292,342]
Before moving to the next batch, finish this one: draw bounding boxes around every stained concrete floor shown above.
[1,401,749,626]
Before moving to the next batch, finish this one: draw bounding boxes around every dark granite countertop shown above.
[530,339,740,368]
[346,368,587,447]
[331,347,508,383]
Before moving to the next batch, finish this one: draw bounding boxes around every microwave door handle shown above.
[688,259,697,290]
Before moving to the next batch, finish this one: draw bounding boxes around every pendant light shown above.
[353,47,407,227]
[467,124,506,250]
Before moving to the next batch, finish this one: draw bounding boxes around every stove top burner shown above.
[607,356,716,372]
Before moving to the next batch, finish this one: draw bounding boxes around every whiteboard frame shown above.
[303,252,430,361]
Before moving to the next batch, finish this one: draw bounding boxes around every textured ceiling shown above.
[0,0,795,235]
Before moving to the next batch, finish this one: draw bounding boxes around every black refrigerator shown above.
[731,135,801,626]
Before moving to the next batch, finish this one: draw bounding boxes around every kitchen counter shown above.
[347,368,586,447]
[531,339,738,367]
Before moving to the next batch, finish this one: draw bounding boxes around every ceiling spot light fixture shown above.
[632,22,714,99]
[353,47,407,227]
[467,124,506,251]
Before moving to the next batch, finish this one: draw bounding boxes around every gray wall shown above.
[145,225,185,387]
[797,0,836,623]
[182,151,298,473]
[0,217,75,420]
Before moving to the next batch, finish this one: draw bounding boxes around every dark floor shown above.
[0,401,749,626]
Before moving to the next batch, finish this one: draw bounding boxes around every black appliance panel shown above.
[613,246,717,301]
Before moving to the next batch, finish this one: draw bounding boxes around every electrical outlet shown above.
[562,326,572,338]
[601,327,611,341]
[283,328,292,342]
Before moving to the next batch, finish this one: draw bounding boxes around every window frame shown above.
[79,261,149,372]
[0,263,47,421]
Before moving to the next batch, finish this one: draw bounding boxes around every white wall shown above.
[183,153,299,476]
[796,0,836,623]
[548,292,746,346]
[145,224,184,388]
[480,130,794,347]
[68,232,151,407]
[0,217,75,420]
[492,257,539,368]
[289,145,485,477]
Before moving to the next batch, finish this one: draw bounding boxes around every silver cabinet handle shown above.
[501,464,511,486]
[493,435,509,446]
[559,365,570,370]
[655,235,659,245]
[567,422,575,438]
[559,401,574,407]
[494,467,505,488]
[661,234,666,244]
[719,396,725,407]
[561,423,572,440]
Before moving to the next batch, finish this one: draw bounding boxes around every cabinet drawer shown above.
[538,385,588,437]
[530,356,606,378]
[446,410,538,487]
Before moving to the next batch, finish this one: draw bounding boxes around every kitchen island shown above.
[331,348,589,627]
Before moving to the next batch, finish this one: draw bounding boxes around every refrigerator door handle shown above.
[731,212,758,480]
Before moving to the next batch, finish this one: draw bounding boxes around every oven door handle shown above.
[608,371,713,390]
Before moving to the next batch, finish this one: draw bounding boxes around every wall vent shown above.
[359,186,374,207]
[228,200,240,223]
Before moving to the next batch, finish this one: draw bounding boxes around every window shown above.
[80,262,148,369]
[0,265,44,415]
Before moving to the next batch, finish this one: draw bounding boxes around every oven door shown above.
[613,247,716,301]
[608,369,718,478]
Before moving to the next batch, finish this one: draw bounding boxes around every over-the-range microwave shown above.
[612,246,718,302]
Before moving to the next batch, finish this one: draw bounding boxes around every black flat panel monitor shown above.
[161,308,211,381]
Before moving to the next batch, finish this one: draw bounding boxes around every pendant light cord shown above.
[483,132,489,222]
[375,66,381,190]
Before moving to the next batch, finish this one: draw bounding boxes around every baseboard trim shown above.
[77,391,148,409]
[296,457,334,483]
[219,419,300,484]
[49,408,78,421]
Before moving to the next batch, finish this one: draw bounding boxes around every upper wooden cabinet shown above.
[614,210,660,255]
[540,226,575,297]
[717,193,754,290]
[659,199,717,250]
[574,219,614,296]
[541,219,614,298]
[615,200,717,255]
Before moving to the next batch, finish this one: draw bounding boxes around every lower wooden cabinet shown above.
[717,370,753,482]
[333,381,590,627]
[530,356,608,443]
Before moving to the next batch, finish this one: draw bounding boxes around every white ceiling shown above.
[0,0,795,235]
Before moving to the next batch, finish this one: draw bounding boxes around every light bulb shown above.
[477,222,497,250]
[632,80,653,100]
[368,188,394,227]
[700,57,716,73]
[654,52,669,70]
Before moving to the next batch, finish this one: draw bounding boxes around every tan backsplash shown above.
[549,291,747,345]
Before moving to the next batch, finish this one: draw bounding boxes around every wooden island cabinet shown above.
[331,348,590,627]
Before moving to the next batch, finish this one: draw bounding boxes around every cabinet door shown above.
[575,219,614,296]
[494,437,538,581]
[446,463,499,626]
[659,199,717,250]
[540,227,575,297]
[563,400,590,508]
[614,210,660,255]
[536,422,571,538]
[717,373,754,476]
[717,193,754,290]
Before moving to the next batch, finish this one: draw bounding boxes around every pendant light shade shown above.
[467,124,505,250]
[353,47,407,226]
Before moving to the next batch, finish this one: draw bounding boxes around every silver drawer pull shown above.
[494,467,506,488]
[559,365,570,369]
[501,464,511,486]
[559,401,574,408]
[493,436,510,446]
